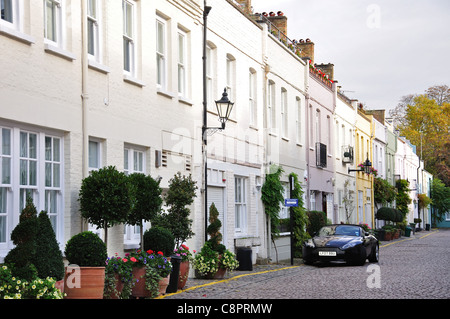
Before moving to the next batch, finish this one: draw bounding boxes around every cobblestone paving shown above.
[162,229,450,299]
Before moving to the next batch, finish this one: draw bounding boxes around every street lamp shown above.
[202,1,234,241]
[215,89,234,129]
[348,157,372,174]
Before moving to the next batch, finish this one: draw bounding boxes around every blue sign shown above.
[284,199,298,207]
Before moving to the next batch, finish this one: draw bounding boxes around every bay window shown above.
[0,125,64,257]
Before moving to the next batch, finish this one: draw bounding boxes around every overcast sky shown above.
[251,0,450,112]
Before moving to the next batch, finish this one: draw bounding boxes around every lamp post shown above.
[202,1,234,241]
[348,157,372,174]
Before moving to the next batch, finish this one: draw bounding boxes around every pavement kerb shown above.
[156,265,300,299]
[379,229,439,248]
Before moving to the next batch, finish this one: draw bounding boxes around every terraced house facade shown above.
[0,0,431,264]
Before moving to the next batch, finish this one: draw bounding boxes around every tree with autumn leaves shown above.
[390,85,450,187]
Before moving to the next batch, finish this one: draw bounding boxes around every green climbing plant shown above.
[261,165,284,262]
[288,173,310,257]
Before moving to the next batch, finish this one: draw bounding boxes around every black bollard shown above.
[166,255,182,293]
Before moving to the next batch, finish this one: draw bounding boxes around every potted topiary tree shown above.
[154,172,197,288]
[78,166,132,248]
[193,203,239,279]
[64,231,108,299]
[127,173,163,249]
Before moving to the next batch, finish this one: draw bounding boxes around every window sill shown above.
[157,88,176,99]
[44,43,76,61]
[0,24,35,44]
[178,96,193,106]
[123,75,145,87]
[88,58,111,73]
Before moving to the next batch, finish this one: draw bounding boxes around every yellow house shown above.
[354,106,374,228]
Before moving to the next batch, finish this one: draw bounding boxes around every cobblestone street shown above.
[162,229,450,300]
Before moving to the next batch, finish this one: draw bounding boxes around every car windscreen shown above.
[318,225,361,237]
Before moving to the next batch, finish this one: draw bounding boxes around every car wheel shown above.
[368,244,379,263]
[350,248,366,266]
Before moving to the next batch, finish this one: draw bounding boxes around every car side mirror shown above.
[364,232,369,236]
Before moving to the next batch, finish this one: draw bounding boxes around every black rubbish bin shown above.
[236,247,252,271]
[166,255,182,293]
[426,224,430,231]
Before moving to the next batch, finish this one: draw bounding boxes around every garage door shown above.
[207,187,225,240]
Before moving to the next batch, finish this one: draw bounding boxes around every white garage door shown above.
[207,187,225,242]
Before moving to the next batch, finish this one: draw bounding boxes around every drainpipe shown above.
[81,0,89,232]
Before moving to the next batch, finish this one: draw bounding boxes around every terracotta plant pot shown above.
[131,267,151,298]
[107,274,124,299]
[64,266,105,299]
[158,275,170,296]
[178,261,189,289]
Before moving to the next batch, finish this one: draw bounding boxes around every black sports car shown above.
[302,224,379,266]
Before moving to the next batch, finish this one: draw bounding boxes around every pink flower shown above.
[130,257,137,262]
[122,258,128,262]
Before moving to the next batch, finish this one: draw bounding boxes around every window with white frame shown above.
[296,97,302,144]
[19,131,38,210]
[123,146,146,247]
[177,29,187,97]
[156,16,167,89]
[281,88,287,138]
[88,139,101,171]
[280,183,289,219]
[44,136,61,232]
[87,0,99,57]
[124,147,144,175]
[234,177,247,233]
[226,54,235,105]
[0,126,64,253]
[123,0,135,75]
[206,44,215,111]
[1,0,13,24]
[249,69,257,126]
[0,128,11,245]
[44,0,62,44]
[267,80,275,131]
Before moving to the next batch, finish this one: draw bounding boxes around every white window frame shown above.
[206,44,215,111]
[0,0,34,44]
[280,183,289,220]
[267,80,276,132]
[177,29,187,97]
[296,97,302,144]
[44,0,62,44]
[249,69,257,126]
[156,16,167,90]
[234,176,247,234]
[281,88,288,138]
[0,125,64,258]
[88,139,102,172]
[123,0,136,76]
[123,146,146,248]
[87,0,99,58]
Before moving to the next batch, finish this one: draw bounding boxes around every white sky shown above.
[251,0,450,111]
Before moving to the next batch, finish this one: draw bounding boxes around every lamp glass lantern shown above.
[215,88,234,128]
[363,158,372,174]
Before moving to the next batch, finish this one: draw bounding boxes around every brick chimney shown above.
[234,0,252,15]
[316,63,334,81]
[296,39,315,64]
[267,11,288,39]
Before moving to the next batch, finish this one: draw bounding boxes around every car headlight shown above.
[341,241,361,250]
[304,239,315,248]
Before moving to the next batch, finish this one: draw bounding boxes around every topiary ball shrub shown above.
[143,226,175,257]
[64,231,107,267]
